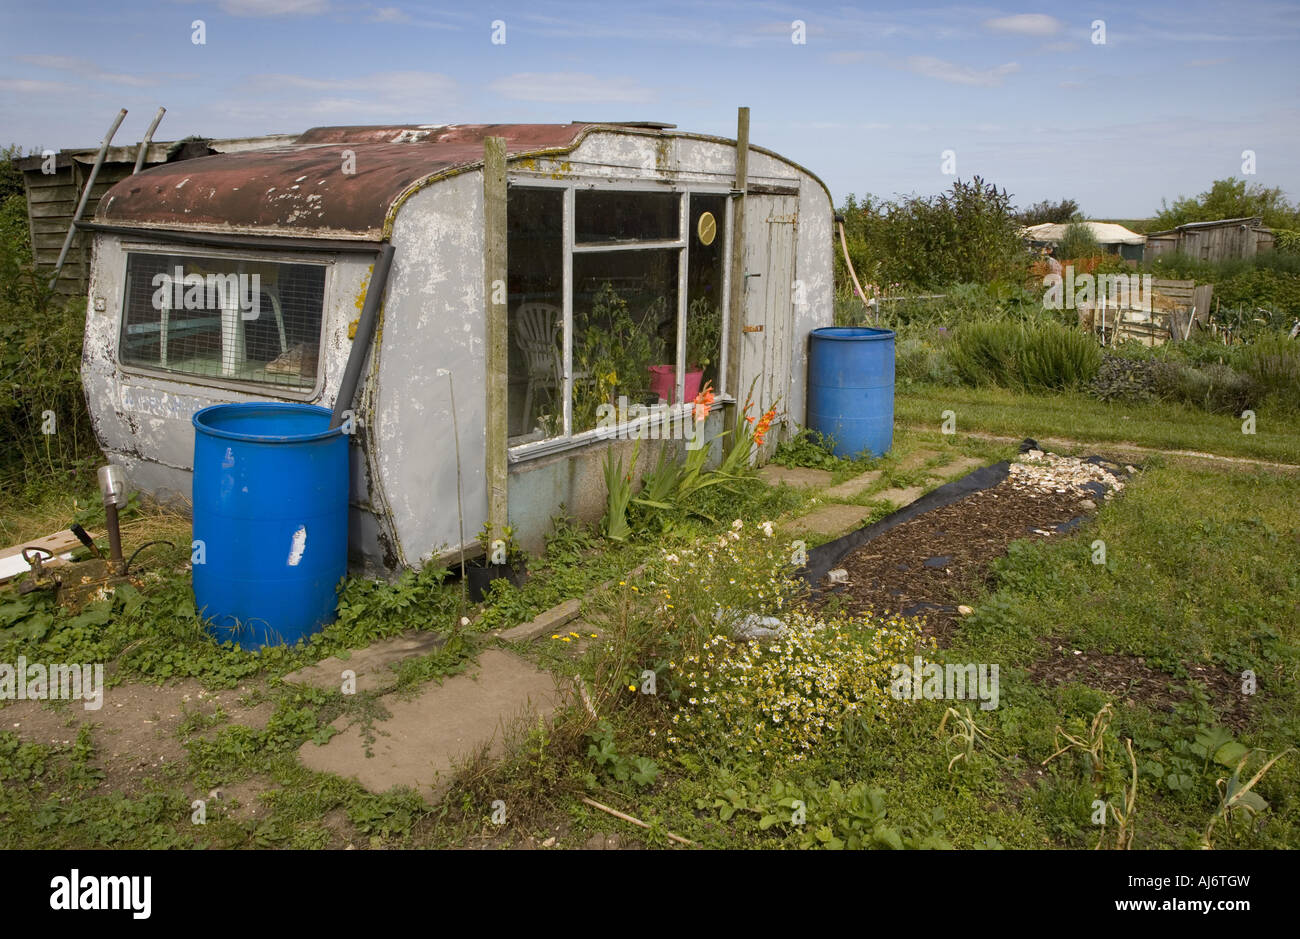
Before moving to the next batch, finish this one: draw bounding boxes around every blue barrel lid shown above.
[193,402,343,444]
[810,326,896,341]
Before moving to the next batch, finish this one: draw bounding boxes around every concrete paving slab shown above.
[871,485,926,508]
[822,470,883,500]
[297,649,567,803]
[781,503,874,539]
[281,631,446,695]
[757,464,834,488]
[496,597,582,643]
[897,449,941,471]
[927,456,984,480]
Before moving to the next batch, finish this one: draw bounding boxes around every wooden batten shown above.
[483,136,509,538]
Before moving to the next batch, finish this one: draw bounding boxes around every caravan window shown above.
[119,252,327,391]
[506,185,728,449]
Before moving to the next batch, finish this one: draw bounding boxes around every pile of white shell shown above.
[1007,448,1129,499]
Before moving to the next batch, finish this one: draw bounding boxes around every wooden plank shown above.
[0,529,99,563]
[28,201,76,219]
[725,106,750,399]
[27,185,79,204]
[1191,283,1213,326]
[483,136,509,540]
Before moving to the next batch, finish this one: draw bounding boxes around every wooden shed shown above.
[80,119,834,574]
[1145,216,1275,263]
[19,135,296,296]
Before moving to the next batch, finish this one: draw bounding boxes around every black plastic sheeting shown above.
[798,438,1133,590]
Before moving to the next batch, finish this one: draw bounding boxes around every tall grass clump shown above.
[949,321,1100,392]
[1238,333,1300,410]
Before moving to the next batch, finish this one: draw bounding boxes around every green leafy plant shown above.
[601,440,637,542]
[573,283,665,430]
[584,719,659,787]
[686,296,723,373]
[1201,748,1295,849]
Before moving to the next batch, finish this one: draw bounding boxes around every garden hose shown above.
[124,540,175,575]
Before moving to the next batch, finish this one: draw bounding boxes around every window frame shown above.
[114,241,335,401]
[506,177,733,463]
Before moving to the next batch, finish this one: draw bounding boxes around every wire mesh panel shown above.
[120,252,327,391]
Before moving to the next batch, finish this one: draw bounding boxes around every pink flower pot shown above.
[648,365,704,404]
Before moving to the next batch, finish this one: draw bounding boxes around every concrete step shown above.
[297,648,566,803]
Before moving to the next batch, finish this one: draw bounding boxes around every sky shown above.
[1,0,1297,218]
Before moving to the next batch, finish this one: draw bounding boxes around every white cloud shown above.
[219,70,459,124]
[904,56,1020,86]
[370,6,409,23]
[984,14,1064,37]
[488,73,654,103]
[219,0,331,16]
[0,77,75,94]
[14,54,190,87]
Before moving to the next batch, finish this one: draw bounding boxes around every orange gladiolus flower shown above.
[692,381,716,425]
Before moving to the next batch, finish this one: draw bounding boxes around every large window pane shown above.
[507,187,564,443]
[572,249,678,432]
[686,193,727,394]
[120,252,325,390]
[575,190,679,244]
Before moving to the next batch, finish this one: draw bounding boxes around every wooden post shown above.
[725,107,749,401]
[484,137,509,539]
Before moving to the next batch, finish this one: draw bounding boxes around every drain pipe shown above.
[331,244,396,429]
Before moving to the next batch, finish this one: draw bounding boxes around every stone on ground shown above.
[282,630,445,695]
[297,649,566,803]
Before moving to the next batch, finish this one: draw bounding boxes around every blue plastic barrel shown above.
[807,326,896,458]
[192,403,348,651]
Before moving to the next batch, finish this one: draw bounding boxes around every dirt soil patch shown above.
[2,675,275,796]
[830,480,1091,642]
[1028,641,1250,729]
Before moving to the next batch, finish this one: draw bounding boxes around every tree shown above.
[1016,198,1080,226]
[1153,178,1300,232]
[838,178,1029,290]
[0,144,27,204]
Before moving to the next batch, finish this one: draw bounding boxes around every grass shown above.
[896,382,1300,464]
[1,417,1297,850]
[542,457,1299,850]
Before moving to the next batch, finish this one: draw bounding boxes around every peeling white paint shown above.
[287,525,307,566]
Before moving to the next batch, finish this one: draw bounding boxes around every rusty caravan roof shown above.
[94,123,599,242]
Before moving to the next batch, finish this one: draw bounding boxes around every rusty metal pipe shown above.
[133,106,167,174]
[330,243,395,429]
[104,503,125,575]
[50,108,127,289]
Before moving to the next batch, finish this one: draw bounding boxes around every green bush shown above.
[1088,354,1162,403]
[1154,362,1261,415]
[0,190,101,493]
[948,320,1100,392]
[1238,333,1300,409]
[837,178,1030,291]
